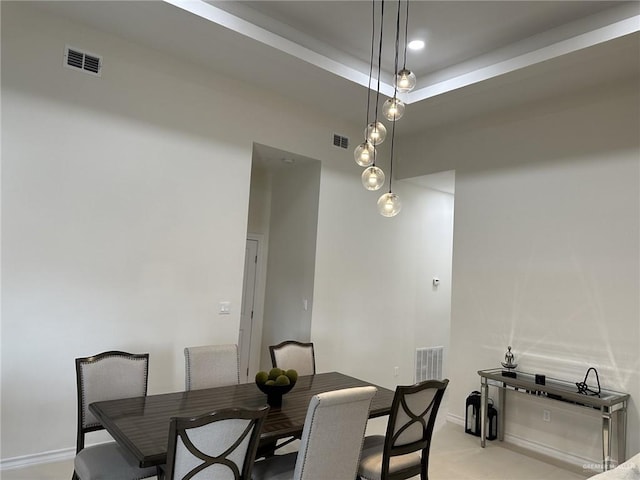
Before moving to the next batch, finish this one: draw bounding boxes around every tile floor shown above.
[1,421,593,480]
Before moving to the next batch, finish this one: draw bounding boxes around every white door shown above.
[239,238,258,382]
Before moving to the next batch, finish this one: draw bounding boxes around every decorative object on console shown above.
[501,345,518,378]
[576,367,601,397]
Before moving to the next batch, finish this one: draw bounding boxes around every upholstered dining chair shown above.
[73,351,158,480]
[268,341,315,376]
[184,344,240,391]
[163,405,269,480]
[252,386,377,480]
[357,379,449,480]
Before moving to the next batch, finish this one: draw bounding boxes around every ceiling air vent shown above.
[64,45,102,77]
[332,133,349,149]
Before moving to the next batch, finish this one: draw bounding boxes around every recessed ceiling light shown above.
[408,40,425,51]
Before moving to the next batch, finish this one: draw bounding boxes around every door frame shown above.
[241,233,267,380]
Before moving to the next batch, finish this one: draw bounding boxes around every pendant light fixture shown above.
[361,0,386,192]
[354,0,415,215]
[354,1,378,168]
[395,0,416,94]
[378,0,404,217]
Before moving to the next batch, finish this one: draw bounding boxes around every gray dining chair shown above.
[268,341,315,376]
[357,379,449,480]
[73,351,158,480]
[252,385,377,480]
[163,405,269,480]
[184,344,240,391]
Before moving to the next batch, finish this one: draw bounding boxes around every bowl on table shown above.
[255,368,298,407]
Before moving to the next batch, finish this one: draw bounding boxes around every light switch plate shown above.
[219,302,231,315]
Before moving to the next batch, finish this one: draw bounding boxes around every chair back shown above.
[382,379,449,478]
[269,341,315,376]
[184,344,240,391]
[165,406,269,480]
[75,351,149,452]
[293,386,376,480]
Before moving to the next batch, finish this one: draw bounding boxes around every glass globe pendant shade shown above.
[395,68,417,93]
[377,192,402,217]
[365,121,387,146]
[354,141,376,167]
[382,97,406,121]
[361,166,385,191]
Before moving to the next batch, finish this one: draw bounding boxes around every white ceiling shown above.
[37,1,639,135]
[36,0,639,176]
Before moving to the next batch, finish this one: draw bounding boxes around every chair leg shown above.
[256,439,278,458]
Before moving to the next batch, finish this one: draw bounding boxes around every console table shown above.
[478,368,629,471]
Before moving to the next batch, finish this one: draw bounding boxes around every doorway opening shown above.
[239,143,321,380]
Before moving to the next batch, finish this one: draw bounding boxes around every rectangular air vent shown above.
[64,45,102,77]
[332,133,349,149]
[415,346,444,382]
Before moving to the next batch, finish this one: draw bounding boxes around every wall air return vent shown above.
[64,45,102,77]
[415,346,444,382]
[332,133,349,149]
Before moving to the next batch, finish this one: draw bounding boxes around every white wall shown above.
[400,79,640,465]
[311,172,455,389]
[259,159,321,370]
[1,2,454,464]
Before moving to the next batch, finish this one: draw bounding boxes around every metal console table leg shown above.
[602,401,628,471]
[602,405,612,471]
[480,376,488,448]
[498,384,505,441]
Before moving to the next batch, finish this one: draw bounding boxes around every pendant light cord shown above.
[393,0,401,98]
[402,0,409,69]
[373,0,384,131]
[364,0,376,134]
[389,0,401,193]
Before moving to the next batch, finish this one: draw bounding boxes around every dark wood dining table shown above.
[89,371,395,468]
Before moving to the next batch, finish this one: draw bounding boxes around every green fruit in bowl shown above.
[275,374,291,386]
[265,379,276,386]
[268,368,284,380]
[255,371,269,385]
[285,369,298,383]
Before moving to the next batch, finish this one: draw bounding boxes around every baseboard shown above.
[445,413,598,473]
[447,412,465,426]
[0,447,75,471]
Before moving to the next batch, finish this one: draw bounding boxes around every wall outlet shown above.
[394,366,399,377]
[543,409,551,422]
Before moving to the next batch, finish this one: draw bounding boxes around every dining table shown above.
[89,371,396,468]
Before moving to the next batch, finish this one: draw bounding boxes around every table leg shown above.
[498,385,505,441]
[480,377,488,448]
[602,406,612,471]
[616,404,627,464]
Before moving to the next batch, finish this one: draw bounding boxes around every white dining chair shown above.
[184,344,240,391]
[252,385,377,480]
[357,379,449,480]
[164,405,269,480]
[268,341,315,376]
[73,351,158,480]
